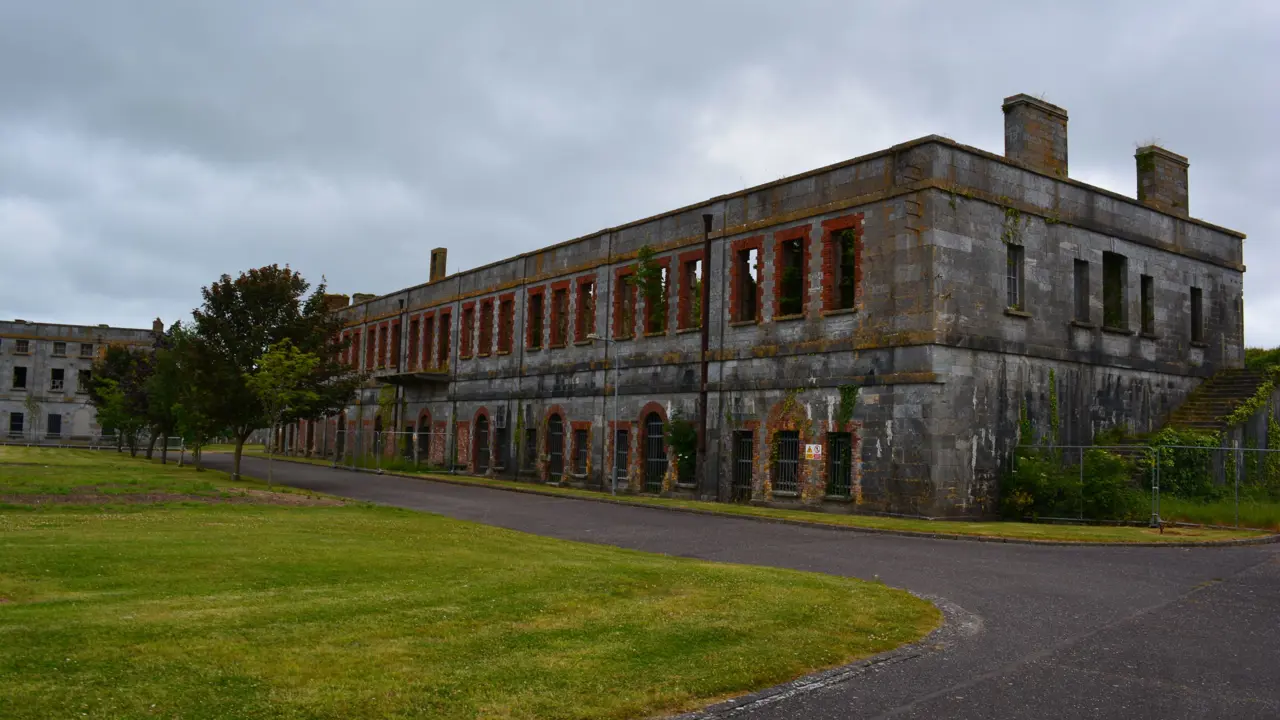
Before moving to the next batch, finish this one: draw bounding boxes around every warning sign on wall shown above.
[804,444,823,461]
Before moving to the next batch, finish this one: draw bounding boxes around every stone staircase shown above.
[1164,368,1270,433]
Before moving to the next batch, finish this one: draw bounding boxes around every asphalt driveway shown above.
[203,454,1280,719]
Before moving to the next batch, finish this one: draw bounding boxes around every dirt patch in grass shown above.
[0,486,342,507]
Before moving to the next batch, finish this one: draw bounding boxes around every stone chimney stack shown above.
[1135,145,1189,217]
[1002,94,1069,178]
[323,294,350,312]
[429,248,448,283]
[152,317,164,334]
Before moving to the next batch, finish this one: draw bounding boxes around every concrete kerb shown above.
[240,454,1280,548]
[669,593,979,719]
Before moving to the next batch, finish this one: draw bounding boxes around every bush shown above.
[1003,447,1146,521]
[1146,427,1223,500]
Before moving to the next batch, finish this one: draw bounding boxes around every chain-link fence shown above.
[1012,443,1280,530]
[0,431,185,452]
[262,429,458,474]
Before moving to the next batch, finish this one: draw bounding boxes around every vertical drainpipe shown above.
[448,275,461,473]
[514,254,529,477]
[716,200,732,501]
[601,229,614,489]
[697,213,713,499]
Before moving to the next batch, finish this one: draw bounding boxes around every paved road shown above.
[205,454,1280,719]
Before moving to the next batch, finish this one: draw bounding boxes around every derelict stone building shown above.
[300,94,1244,517]
[1,319,160,440]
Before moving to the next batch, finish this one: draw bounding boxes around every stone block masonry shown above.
[0,319,160,441]
[300,94,1245,517]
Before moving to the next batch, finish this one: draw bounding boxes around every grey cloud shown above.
[0,0,1276,344]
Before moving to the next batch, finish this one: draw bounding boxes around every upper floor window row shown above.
[3,339,95,357]
[1009,246,1214,344]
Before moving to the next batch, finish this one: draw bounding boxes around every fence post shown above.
[1078,446,1084,520]
[1149,445,1161,528]
[1235,441,1241,528]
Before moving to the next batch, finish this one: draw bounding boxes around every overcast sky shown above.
[1,2,1276,343]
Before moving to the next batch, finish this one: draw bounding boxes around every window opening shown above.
[576,280,596,342]
[550,288,569,347]
[529,292,544,349]
[773,431,800,494]
[1006,244,1025,310]
[1074,260,1090,322]
[498,297,514,352]
[835,228,857,310]
[479,299,494,356]
[1191,287,1204,343]
[778,237,805,316]
[827,433,853,498]
[1103,252,1127,328]
[573,428,588,474]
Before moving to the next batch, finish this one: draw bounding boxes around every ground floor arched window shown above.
[644,412,667,492]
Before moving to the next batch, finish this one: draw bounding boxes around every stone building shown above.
[0,319,160,441]
[300,94,1244,517]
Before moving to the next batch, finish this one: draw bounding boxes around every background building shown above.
[297,93,1245,517]
[0,319,159,441]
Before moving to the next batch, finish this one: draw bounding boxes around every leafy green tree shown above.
[88,344,153,456]
[152,322,224,469]
[191,265,362,479]
[145,328,181,463]
[247,339,321,487]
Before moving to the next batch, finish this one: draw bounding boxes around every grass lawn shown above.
[0,448,939,719]
[1158,495,1280,531]
[230,449,1272,543]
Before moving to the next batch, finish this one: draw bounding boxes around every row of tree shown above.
[89,265,363,479]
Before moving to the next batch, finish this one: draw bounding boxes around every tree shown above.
[88,344,153,456]
[246,339,321,487]
[145,328,180,462]
[171,327,226,471]
[190,265,362,479]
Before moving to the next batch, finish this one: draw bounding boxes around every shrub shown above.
[1146,427,1223,500]
[1003,447,1146,521]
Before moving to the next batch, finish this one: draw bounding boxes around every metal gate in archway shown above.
[644,412,667,493]
[474,415,490,474]
[547,415,564,481]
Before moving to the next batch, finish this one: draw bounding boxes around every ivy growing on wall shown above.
[835,384,859,428]
[632,245,666,331]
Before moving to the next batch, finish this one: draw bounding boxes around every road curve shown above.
[203,454,1280,720]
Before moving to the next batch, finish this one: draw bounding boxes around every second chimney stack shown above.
[429,248,448,283]
[1002,94,1069,178]
[1135,146,1189,217]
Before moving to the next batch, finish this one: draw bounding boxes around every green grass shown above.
[0,448,940,719]
[229,449,1270,543]
[1158,495,1280,531]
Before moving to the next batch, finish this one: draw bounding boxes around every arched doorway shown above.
[547,414,564,482]
[474,413,490,474]
[644,412,667,492]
